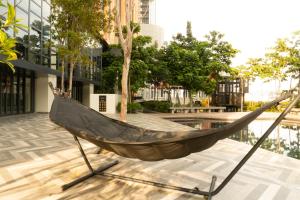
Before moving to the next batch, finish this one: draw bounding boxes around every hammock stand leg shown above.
[62,136,119,191]
[208,93,300,196]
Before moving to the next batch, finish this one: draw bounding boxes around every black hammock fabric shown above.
[49,94,290,161]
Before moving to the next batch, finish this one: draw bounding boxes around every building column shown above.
[35,74,57,113]
[82,83,94,107]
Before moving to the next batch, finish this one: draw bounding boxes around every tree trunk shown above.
[167,88,171,103]
[128,74,132,103]
[189,90,193,107]
[183,89,186,105]
[68,60,74,98]
[120,57,130,122]
[240,78,244,112]
[61,59,65,93]
[154,86,156,101]
[207,96,210,107]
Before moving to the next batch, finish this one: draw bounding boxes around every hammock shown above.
[49,90,300,199]
[50,94,290,161]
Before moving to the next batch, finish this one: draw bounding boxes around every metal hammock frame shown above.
[49,83,300,199]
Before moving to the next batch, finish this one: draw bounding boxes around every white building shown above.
[139,0,164,48]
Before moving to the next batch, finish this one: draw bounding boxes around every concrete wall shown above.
[140,24,164,48]
[82,83,94,107]
[90,94,120,114]
[35,74,57,113]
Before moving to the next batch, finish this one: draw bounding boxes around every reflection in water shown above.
[176,119,300,160]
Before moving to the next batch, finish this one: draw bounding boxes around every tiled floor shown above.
[0,113,300,200]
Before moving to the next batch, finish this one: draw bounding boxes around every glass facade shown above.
[0,65,35,116]
[13,0,51,68]
[1,0,102,116]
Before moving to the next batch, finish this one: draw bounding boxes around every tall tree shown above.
[164,26,238,106]
[51,0,111,95]
[101,35,160,103]
[115,0,139,121]
[247,39,290,93]
[286,31,300,86]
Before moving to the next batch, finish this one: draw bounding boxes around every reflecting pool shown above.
[173,119,300,160]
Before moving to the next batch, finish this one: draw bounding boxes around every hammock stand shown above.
[49,83,299,200]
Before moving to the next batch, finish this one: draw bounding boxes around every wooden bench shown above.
[169,106,226,114]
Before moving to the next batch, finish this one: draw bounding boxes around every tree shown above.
[163,25,238,106]
[204,31,238,91]
[265,39,289,93]
[286,31,300,86]
[129,35,158,102]
[101,48,123,93]
[0,0,26,72]
[115,0,139,121]
[246,39,290,94]
[101,35,160,103]
[163,22,207,105]
[51,0,111,95]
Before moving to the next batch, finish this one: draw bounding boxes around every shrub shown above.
[244,101,286,112]
[116,102,143,113]
[142,101,171,113]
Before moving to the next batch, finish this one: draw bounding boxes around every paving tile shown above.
[0,113,299,200]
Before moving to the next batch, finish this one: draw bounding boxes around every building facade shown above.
[0,0,100,116]
[139,0,164,48]
[103,0,140,45]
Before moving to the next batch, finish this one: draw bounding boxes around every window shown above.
[16,28,29,45]
[31,1,41,16]
[28,51,41,64]
[16,7,29,27]
[42,56,50,67]
[42,1,50,21]
[30,12,42,30]
[42,40,50,56]
[42,20,50,40]
[29,27,41,51]
[32,0,42,6]
[16,0,29,12]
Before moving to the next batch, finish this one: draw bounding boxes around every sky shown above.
[155,0,300,66]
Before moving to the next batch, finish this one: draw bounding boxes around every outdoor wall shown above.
[140,24,164,48]
[35,74,57,113]
[82,83,94,107]
[90,94,120,114]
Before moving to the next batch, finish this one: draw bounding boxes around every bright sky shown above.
[155,0,300,66]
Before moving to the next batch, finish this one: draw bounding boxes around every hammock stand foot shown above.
[62,136,118,191]
[62,160,118,191]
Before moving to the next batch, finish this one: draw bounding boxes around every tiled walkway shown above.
[0,113,300,200]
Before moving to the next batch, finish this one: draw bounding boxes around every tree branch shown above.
[116,0,126,50]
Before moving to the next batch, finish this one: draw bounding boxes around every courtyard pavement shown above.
[0,113,300,200]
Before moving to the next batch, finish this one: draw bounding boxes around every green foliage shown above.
[51,0,112,91]
[103,21,238,104]
[101,50,123,93]
[285,31,300,81]
[0,0,26,72]
[162,24,238,98]
[244,101,288,112]
[243,38,291,84]
[116,102,143,113]
[102,35,159,97]
[142,101,172,113]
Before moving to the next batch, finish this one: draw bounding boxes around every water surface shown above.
[173,119,300,160]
